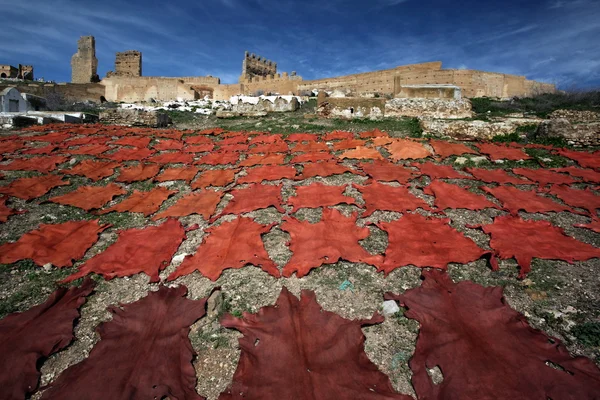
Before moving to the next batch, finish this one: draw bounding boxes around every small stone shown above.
[562,306,577,314]
[207,289,224,320]
[172,253,189,264]
[494,159,505,164]
[291,124,300,129]
[382,300,400,317]
[454,156,468,165]
[42,263,53,272]
[69,158,77,165]
[470,156,488,164]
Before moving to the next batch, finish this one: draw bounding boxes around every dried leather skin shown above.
[360,160,415,183]
[66,144,110,156]
[412,162,468,180]
[323,130,354,140]
[465,167,532,185]
[41,285,207,400]
[477,143,531,161]
[239,154,284,167]
[353,182,431,216]
[340,146,384,160]
[481,215,600,277]
[63,218,185,283]
[196,151,239,166]
[168,217,279,281]
[155,166,199,183]
[0,279,95,400]
[385,270,600,400]
[386,139,432,160]
[281,208,383,278]
[298,161,358,179]
[0,175,69,200]
[576,220,600,233]
[332,139,366,150]
[152,190,223,221]
[116,163,161,182]
[112,136,151,148]
[149,152,195,165]
[548,184,600,216]
[48,183,126,211]
[551,166,600,183]
[238,165,297,184]
[423,180,499,211]
[0,197,24,222]
[429,140,478,159]
[512,167,576,188]
[98,187,176,216]
[65,160,120,181]
[288,183,356,211]
[556,149,600,169]
[192,169,237,189]
[217,184,284,218]
[290,152,334,163]
[106,147,154,161]
[292,141,329,152]
[481,185,571,215]
[1,156,67,173]
[219,287,411,400]
[0,220,108,267]
[377,214,487,274]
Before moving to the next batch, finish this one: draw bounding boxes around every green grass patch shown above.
[571,322,600,347]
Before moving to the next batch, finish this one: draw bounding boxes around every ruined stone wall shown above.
[111,51,142,77]
[102,76,220,102]
[241,52,277,82]
[0,65,18,78]
[71,36,99,83]
[0,82,106,103]
[18,65,34,80]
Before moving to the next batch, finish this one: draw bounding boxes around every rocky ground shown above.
[0,117,599,399]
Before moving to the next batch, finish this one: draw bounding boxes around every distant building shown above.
[0,64,34,80]
[0,87,29,112]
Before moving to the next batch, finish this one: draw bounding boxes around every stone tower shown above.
[71,36,99,83]
[114,51,142,77]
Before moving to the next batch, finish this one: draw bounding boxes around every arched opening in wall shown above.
[349,107,354,114]
[191,85,214,100]
[100,96,107,103]
[0,73,6,78]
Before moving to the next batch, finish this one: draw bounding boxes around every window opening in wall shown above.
[0,73,6,78]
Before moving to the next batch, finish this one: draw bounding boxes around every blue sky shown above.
[1,0,599,88]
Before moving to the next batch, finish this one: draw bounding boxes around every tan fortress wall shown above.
[102,76,221,102]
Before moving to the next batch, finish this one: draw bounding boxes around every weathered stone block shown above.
[99,108,170,127]
[385,98,473,119]
[535,118,600,147]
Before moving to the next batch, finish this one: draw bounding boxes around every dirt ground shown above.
[1,116,599,399]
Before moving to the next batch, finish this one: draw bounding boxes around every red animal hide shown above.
[155,166,199,183]
[249,141,288,154]
[0,220,108,267]
[386,139,432,160]
[298,161,358,179]
[238,165,297,183]
[41,285,207,400]
[0,175,69,200]
[191,169,237,189]
[556,149,600,169]
[290,141,328,153]
[429,139,478,159]
[548,185,600,215]
[98,187,176,216]
[360,160,415,183]
[288,183,357,211]
[340,146,384,160]
[196,151,239,165]
[28,132,72,142]
[112,136,151,148]
[412,162,469,180]
[184,135,214,145]
[106,147,154,161]
[481,185,572,215]
[168,217,278,281]
[0,279,95,400]
[64,136,109,147]
[63,219,186,283]
[332,139,366,150]
[575,220,600,233]
[220,135,247,145]
[21,145,58,155]
[476,143,531,161]
[481,215,600,277]
[423,180,500,210]
[353,182,431,216]
[0,141,24,154]
[286,133,318,142]
[281,208,383,278]
[66,144,111,156]
[115,163,160,182]
[65,160,120,181]
[385,270,600,400]
[0,197,24,222]
[377,213,488,274]
[152,190,223,221]
[290,152,334,163]
[249,134,283,144]
[217,184,284,218]
[218,143,250,153]
[512,167,576,187]
[1,156,68,172]
[48,183,126,211]
[219,287,412,400]
[551,166,600,183]
[359,128,388,138]
[149,152,195,165]
[184,143,215,153]
[239,154,285,167]
[323,130,354,140]
[465,167,532,185]
[152,139,184,151]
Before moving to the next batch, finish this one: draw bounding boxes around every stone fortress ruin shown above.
[0,64,34,80]
[1,35,558,105]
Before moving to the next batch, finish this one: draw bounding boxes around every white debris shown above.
[172,253,189,264]
[381,300,400,317]
[454,156,468,165]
